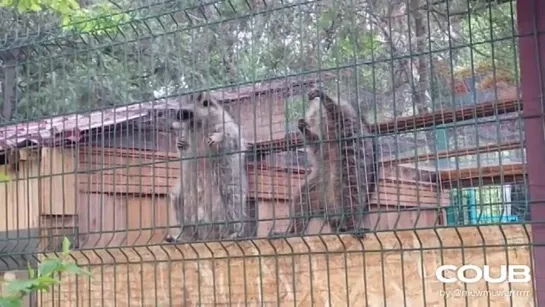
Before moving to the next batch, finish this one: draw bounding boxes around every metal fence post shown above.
[517,0,545,304]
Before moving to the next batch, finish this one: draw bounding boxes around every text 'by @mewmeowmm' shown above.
[436,265,531,284]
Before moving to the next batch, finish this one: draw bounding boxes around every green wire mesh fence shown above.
[0,0,542,305]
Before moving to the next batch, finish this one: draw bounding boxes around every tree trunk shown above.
[410,0,436,156]
[1,57,17,121]
[410,0,430,114]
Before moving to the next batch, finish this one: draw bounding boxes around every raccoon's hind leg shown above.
[164,193,199,243]
[268,182,316,238]
[224,220,248,241]
[164,225,198,243]
[327,177,369,239]
[328,212,368,239]
[325,178,369,239]
[266,119,321,238]
[298,118,322,159]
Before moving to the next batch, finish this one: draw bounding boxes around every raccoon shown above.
[272,88,377,238]
[164,92,251,243]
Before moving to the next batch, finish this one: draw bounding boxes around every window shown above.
[446,183,529,225]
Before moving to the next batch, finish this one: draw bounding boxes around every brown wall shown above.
[13,125,447,252]
[35,145,448,250]
[0,149,42,271]
[254,162,449,234]
[225,94,291,143]
[37,226,534,307]
[76,147,176,249]
[0,154,41,232]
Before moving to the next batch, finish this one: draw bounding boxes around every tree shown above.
[0,0,517,131]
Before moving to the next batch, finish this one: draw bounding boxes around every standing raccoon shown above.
[273,88,377,238]
[164,92,251,243]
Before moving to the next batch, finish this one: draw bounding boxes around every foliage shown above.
[0,172,9,183]
[0,0,129,34]
[0,237,91,307]
[0,0,520,155]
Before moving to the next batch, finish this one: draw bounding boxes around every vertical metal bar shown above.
[468,188,477,224]
[516,0,545,304]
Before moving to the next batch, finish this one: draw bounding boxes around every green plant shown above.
[0,237,91,307]
[0,0,130,35]
[0,173,10,183]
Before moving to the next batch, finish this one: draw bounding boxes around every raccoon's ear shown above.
[176,109,184,120]
[193,92,211,107]
[176,109,193,121]
[200,94,211,107]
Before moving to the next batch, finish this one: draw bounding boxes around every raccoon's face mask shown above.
[176,109,194,121]
[170,108,194,131]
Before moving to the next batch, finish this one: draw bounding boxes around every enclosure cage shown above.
[0,0,543,306]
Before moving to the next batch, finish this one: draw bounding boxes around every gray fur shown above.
[164,92,251,243]
[271,88,377,238]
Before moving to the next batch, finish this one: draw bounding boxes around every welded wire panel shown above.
[0,0,541,306]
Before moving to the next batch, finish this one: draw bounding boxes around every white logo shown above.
[436,265,531,284]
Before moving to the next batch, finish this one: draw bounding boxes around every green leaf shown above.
[38,259,62,277]
[0,0,14,8]
[32,276,60,291]
[27,262,35,279]
[0,296,22,307]
[29,2,41,11]
[62,237,71,256]
[63,263,92,277]
[61,15,70,27]
[64,0,80,10]
[5,279,37,295]
[0,172,10,183]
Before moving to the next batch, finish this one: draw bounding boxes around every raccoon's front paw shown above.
[176,138,189,151]
[207,132,224,148]
[164,231,189,243]
[307,88,324,101]
[351,228,370,240]
[297,118,309,132]
[164,233,178,243]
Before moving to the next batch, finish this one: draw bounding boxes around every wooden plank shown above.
[79,153,179,170]
[40,148,78,215]
[39,215,78,251]
[78,173,173,189]
[0,161,40,232]
[78,162,180,178]
[76,193,127,249]
[79,182,171,195]
[371,191,444,208]
[441,174,525,189]
[17,147,40,161]
[377,183,442,199]
[80,146,178,159]
[126,196,170,246]
[381,140,523,166]
[248,98,521,154]
[374,96,520,134]
[438,163,524,182]
[378,178,440,190]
